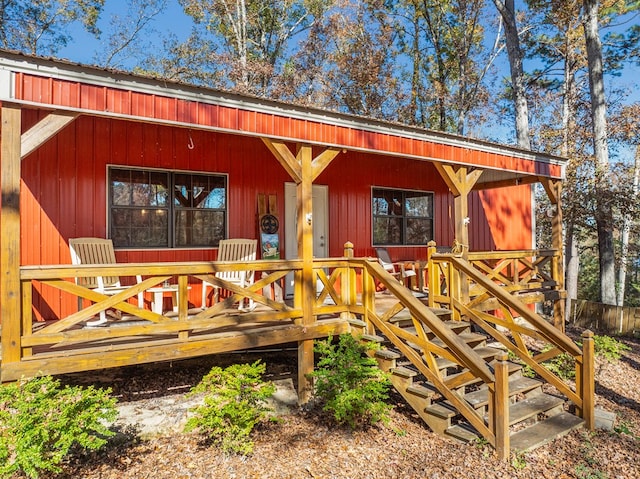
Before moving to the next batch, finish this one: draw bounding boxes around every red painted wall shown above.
[19,112,532,320]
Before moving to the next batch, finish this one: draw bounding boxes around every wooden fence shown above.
[570,299,640,336]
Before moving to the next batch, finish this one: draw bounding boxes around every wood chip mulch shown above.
[47,330,640,479]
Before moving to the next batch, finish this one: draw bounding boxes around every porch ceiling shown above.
[0,49,566,183]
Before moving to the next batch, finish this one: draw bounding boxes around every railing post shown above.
[341,242,355,322]
[580,330,595,430]
[448,259,461,321]
[20,279,33,358]
[427,241,438,308]
[492,351,510,460]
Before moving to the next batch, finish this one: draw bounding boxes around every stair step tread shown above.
[361,333,385,343]
[406,383,437,398]
[505,393,565,425]
[436,346,502,370]
[384,307,454,323]
[425,401,459,419]
[437,361,522,390]
[445,424,479,443]
[510,412,584,451]
[464,377,543,407]
[431,332,487,347]
[391,366,418,378]
[375,349,402,360]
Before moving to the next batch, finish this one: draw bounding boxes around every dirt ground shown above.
[47,329,640,479]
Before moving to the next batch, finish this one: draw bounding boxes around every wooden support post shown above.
[492,352,510,460]
[260,138,342,404]
[542,178,565,330]
[434,165,482,306]
[1,104,23,376]
[297,144,315,404]
[580,330,595,430]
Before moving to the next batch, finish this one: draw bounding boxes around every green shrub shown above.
[0,375,117,479]
[543,351,576,380]
[591,335,631,362]
[310,334,392,429]
[184,360,276,455]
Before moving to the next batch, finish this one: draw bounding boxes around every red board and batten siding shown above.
[19,109,532,320]
[14,72,562,179]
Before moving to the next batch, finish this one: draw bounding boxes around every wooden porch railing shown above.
[4,258,356,381]
[427,244,564,324]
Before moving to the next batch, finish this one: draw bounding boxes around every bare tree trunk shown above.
[493,0,530,149]
[562,39,579,319]
[583,0,616,305]
[617,146,639,306]
[565,225,579,318]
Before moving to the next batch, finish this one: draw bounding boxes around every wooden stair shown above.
[363,307,585,454]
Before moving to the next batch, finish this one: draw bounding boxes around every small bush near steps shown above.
[184,360,276,455]
[310,334,392,429]
[0,376,117,479]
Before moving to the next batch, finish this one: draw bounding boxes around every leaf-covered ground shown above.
[49,329,640,479]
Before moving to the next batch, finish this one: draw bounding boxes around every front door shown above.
[284,182,328,298]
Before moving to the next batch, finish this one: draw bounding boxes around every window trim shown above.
[371,186,435,247]
[107,165,228,250]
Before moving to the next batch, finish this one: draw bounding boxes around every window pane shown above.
[200,176,226,209]
[174,173,192,207]
[372,190,390,215]
[406,218,433,245]
[111,208,132,247]
[175,210,225,247]
[111,169,131,206]
[405,193,432,217]
[175,174,226,209]
[373,217,402,245]
[131,209,168,247]
[111,208,169,248]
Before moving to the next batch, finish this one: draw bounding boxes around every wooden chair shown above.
[69,237,143,326]
[375,247,417,288]
[202,238,258,311]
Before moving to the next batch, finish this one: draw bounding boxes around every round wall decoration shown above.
[260,214,279,234]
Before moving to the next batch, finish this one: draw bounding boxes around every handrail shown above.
[364,260,495,384]
[365,261,494,382]
[447,255,581,357]
[428,253,589,414]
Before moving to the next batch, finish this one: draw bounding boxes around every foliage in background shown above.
[540,334,630,381]
[0,0,104,54]
[311,334,392,429]
[0,375,117,479]
[185,360,276,455]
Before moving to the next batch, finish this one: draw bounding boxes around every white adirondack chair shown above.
[202,238,257,311]
[69,237,143,326]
